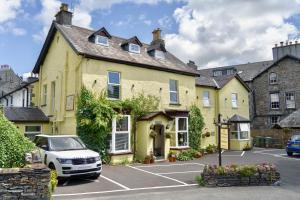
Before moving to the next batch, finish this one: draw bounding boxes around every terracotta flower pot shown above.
[144,159,150,164]
[150,158,155,164]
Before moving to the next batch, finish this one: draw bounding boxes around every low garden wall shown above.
[0,164,50,200]
[200,163,280,187]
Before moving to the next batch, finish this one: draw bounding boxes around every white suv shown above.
[34,135,102,179]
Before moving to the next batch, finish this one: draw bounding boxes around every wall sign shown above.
[66,95,74,111]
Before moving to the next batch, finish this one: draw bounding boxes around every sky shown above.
[1,0,300,76]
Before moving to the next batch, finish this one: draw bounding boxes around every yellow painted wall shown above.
[31,81,40,106]
[218,78,249,120]
[38,31,83,135]
[81,59,196,111]
[195,86,217,148]
[110,154,134,165]
[14,122,51,135]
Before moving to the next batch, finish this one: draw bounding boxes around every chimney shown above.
[187,60,198,71]
[151,28,165,47]
[280,41,284,46]
[55,3,73,25]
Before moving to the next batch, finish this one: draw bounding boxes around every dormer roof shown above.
[88,27,111,43]
[121,36,143,47]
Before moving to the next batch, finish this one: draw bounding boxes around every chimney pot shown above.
[55,3,72,25]
[152,28,162,41]
[280,41,284,46]
[60,3,68,11]
[289,41,292,45]
[296,40,298,44]
[275,44,278,47]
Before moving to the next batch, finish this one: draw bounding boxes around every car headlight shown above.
[56,158,73,164]
[95,156,101,161]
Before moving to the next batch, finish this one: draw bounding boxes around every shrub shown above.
[196,175,205,186]
[206,144,217,154]
[49,170,58,193]
[0,111,35,168]
[237,165,257,177]
[188,105,205,150]
[176,150,194,161]
[243,142,252,151]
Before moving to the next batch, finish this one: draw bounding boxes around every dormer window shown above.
[96,35,108,46]
[129,43,140,53]
[155,50,165,59]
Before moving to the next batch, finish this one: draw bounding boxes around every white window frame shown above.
[107,71,121,100]
[203,91,210,107]
[95,35,109,46]
[175,117,189,148]
[270,93,280,110]
[285,92,295,109]
[110,115,131,153]
[230,123,250,141]
[231,93,238,108]
[169,79,179,104]
[213,71,222,77]
[269,72,278,84]
[42,84,47,105]
[129,43,140,53]
[24,125,42,140]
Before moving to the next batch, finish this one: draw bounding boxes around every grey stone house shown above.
[0,65,22,97]
[197,41,300,133]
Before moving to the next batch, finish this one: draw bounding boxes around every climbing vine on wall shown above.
[76,87,159,162]
[188,105,205,150]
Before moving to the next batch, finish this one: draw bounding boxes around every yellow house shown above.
[32,4,199,163]
[196,74,251,150]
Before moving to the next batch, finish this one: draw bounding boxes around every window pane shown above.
[155,50,165,59]
[107,134,112,152]
[97,36,108,45]
[178,131,188,146]
[231,131,238,139]
[129,44,140,53]
[170,92,178,103]
[240,131,249,140]
[108,72,120,84]
[25,126,41,132]
[169,80,177,92]
[286,92,295,109]
[270,93,280,109]
[25,133,39,141]
[116,116,129,132]
[108,85,120,99]
[269,73,277,83]
[178,118,187,131]
[115,133,129,151]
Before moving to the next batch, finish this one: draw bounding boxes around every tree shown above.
[188,105,205,150]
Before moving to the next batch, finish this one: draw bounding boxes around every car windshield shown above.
[291,135,300,142]
[49,137,86,151]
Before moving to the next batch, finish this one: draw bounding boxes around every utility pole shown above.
[217,114,222,167]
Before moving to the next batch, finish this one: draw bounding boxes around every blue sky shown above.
[1,0,300,76]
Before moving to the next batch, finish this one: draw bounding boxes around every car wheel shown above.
[48,163,56,170]
[90,173,101,180]
[287,152,293,156]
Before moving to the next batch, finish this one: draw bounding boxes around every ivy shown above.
[76,87,159,162]
[188,105,205,150]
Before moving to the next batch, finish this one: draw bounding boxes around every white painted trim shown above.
[241,151,245,157]
[101,175,130,190]
[128,165,188,185]
[157,170,202,175]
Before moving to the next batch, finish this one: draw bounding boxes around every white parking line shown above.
[221,150,225,154]
[53,184,198,197]
[241,151,245,157]
[136,163,204,168]
[157,170,202,175]
[101,175,130,190]
[128,165,188,185]
[254,151,300,161]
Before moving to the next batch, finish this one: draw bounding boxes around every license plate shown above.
[292,144,299,147]
[78,165,93,170]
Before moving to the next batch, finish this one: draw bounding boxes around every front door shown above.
[153,124,165,158]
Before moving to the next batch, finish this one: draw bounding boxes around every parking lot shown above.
[53,148,300,200]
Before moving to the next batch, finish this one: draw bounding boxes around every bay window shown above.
[176,117,189,147]
[109,115,131,153]
[230,123,250,140]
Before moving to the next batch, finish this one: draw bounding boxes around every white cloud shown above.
[165,0,300,68]
[0,0,21,23]
[0,22,27,36]
[158,15,173,29]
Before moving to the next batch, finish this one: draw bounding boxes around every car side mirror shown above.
[41,145,48,151]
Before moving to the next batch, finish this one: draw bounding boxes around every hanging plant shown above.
[149,130,157,138]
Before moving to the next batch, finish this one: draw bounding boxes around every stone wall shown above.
[0,164,50,200]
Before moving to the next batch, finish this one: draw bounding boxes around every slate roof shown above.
[276,109,300,128]
[33,22,198,76]
[3,107,49,123]
[229,114,250,123]
[198,60,274,82]
[195,75,218,88]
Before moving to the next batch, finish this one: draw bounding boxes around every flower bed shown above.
[199,163,280,187]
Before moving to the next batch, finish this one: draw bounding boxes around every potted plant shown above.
[194,151,203,158]
[150,151,155,164]
[168,150,176,162]
[144,155,151,164]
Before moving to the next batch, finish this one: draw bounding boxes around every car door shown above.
[34,136,49,165]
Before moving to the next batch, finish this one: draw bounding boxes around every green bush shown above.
[49,170,58,193]
[176,150,194,161]
[196,175,205,186]
[188,105,205,150]
[238,165,257,177]
[0,111,35,168]
[206,144,217,154]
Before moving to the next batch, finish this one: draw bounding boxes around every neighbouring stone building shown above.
[198,41,300,137]
[0,64,22,97]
